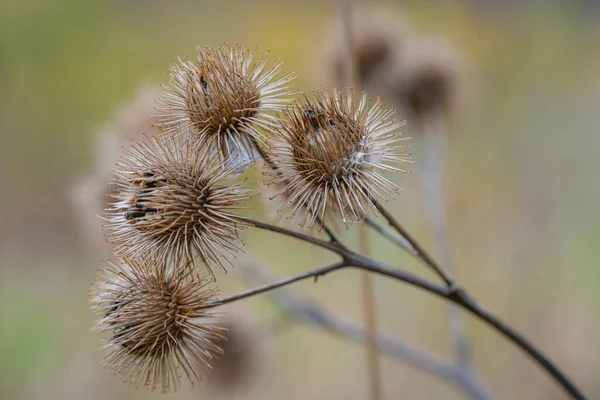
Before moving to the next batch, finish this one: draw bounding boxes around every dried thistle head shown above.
[206,307,260,392]
[69,85,159,247]
[89,259,226,392]
[388,38,465,123]
[104,134,252,277]
[157,44,295,171]
[320,7,409,88]
[260,155,341,232]
[267,88,412,228]
[95,85,160,176]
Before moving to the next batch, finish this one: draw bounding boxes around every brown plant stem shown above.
[420,113,470,367]
[372,198,454,286]
[237,257,494,400]
[227,217,588,400]
[338,0,382,397]
[359,233,381,400]
[364,215,413,253]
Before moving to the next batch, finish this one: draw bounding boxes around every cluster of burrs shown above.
[88,44,411,392]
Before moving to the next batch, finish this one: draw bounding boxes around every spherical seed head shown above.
[89,259,226,392]
[69,84,159,248]
[104,134,252,277]
[206,307,259,391]
[389,38,465,122]
[95,85,160,177]
[268,88,412,228]
[320,7,409,88]
[157,45,295,171]
[261,154,342,232]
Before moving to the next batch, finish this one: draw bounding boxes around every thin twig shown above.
[236,257,495,400]
[206,261,346,305]
[372,198,455,286]
[360,256,381,399]
[339,0,359,90]
[364,216,413,254]
[214,258,445,304]
[240,217,343,253]
[420,113,470,367]
[231,218,588,400]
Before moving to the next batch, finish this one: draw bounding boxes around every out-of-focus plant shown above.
[323,4,471,396]
[83,23,587,400]
[70,85,158,248]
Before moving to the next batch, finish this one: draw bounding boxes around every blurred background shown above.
[1,0,599,399]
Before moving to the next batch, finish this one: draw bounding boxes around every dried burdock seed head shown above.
[95,85,160,177]
[320,7,410,89]
[261,156,341,232]
[206,306,260,392]
[388,38,465,123]
[89,259,226,392]
[104,134,252,277]
[268,88,412,228]
[69,84,159,247]
[157,44,295,172]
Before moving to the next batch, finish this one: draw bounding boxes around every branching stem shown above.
[236,257,495,400]
[372,198,454,286]
[219,218,588,400]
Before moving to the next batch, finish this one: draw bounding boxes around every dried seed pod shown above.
[89,259,226,392]
[157,45,295,172]
[104,134,252,277]
[207,307,260,392]
[69,84,159,247]
[320,7,410,89]
[267,88,412,228]
[260,154,341,232]
[387,38,466,124]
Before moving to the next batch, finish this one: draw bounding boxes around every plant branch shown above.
[236,257,495,400]
[420,113,470,367]
[240,217,345,254]
[234,218,588,400]
[371,198,455,287]
[206,261,346,305]
[367,199,470,366]
[364,215,413,254]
